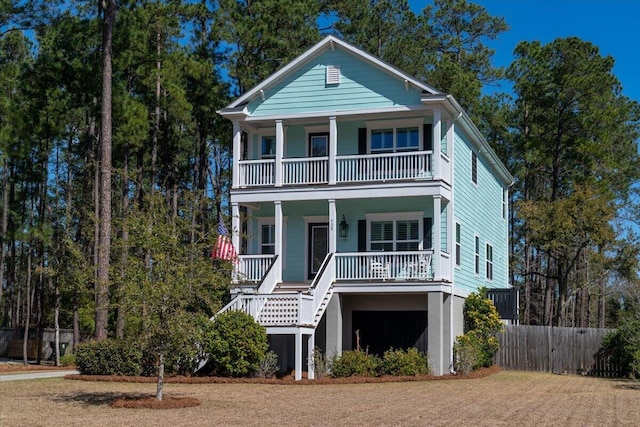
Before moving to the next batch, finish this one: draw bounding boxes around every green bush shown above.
[59,354,76,367]
[456,287,503,370]
[602,317,640,378]
[453,334,482,374]
[201,310,268,377]
[382,347,430,376]
[75,339,143,376]
[331,350,381,377]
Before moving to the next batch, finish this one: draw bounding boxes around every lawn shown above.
[1,371,639,426]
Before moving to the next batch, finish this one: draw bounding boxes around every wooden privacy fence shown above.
[494,325,624,377]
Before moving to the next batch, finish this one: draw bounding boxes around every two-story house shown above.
[217,36,513,380]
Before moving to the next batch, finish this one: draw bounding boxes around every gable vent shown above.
[326,65,340,85]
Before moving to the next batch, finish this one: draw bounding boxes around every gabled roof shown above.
[224,35,442,110]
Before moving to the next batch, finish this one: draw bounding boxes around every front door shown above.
[308,223,329,280]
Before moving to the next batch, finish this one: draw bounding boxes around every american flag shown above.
[212,218,237,261]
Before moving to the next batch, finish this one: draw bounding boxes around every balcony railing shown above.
[216,293,314,327]
[283,156,328,185]
[335,250,434,281]
[336,151,431,183]
[237,151,434,188]
[236,254,276,283]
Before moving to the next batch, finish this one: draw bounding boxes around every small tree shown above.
[454,287,503,371]
[119,194,228,400]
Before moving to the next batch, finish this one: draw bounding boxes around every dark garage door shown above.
[352,311,427,356]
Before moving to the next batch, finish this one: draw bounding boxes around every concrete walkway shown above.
[0,370,79,382]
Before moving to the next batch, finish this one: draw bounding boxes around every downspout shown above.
[449,111,462,374]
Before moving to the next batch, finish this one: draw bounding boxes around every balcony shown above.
[236,250,449,287]
[237,151,436,188]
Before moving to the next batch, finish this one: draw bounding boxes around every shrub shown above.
[59,354,76,367]
[382,347,430,376]
[75,339,143,376]
[453,334,482,374]
[256,351,279,378]
[457,287,503,370]
[602,316,640,378]
[312,347,331,379]
[201,310,268,377]
[331,350,381,377]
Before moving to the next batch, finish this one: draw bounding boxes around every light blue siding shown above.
[453,128,509,294]
[248,49,423,116]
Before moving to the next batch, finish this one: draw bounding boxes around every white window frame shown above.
[455,222,461,268]
[304,125,330,157]
[486,242,494,281]
[471,151,478,185]
[365,212,424,251]
[474,234,480,276]
[257,127,286,159]
[365,118,423,154]
[258,217,286,268]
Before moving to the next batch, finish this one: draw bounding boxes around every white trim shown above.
[365,211,423,221]
[231,182,453,204]
[455,221,461,269]
[474,234,481,277]
[304,124,330,134]
[365,117,424,129]
[258,216,287,269]
[304,216,330,283]
[241,105,430,123]
[485,241,494,282]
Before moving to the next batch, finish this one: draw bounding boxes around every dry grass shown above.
[1,371,640,426]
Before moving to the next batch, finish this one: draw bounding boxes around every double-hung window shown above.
[261,136,276,159]
[455,223,461,267]
[474,235,480,275]
[260,223,275,254]
[370,217,420,251]
[486,243,493,280]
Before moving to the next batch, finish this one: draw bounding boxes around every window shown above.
[369,122,420,153]
[261,223,275,254]
[309,133,328,157]
[455,223,461,267]
[370,219,419,251]
[502,188,507,220]
[474,235,480,275]
[472,152,478,184]
[486,243,493,280]
[261,136,275,159]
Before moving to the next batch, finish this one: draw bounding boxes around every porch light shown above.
[339,215,349,240]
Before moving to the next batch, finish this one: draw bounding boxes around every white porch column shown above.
[328,199,337,254]
[274,201,283,283]
[428,292,445,376]
[446,200,453,282]
[433,195,442,280]
[295,329,302,380]
[433,109,442,179]
[307,332,315,380]
[325,293,343,359]
[232,121,241,188]
[329,116,337,185]
[275,119,284,187]
[231,202,240,283]
[446,118,454,158]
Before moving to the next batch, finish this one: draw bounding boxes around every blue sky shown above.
[409,0,640,102]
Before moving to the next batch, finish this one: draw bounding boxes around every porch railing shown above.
[335,250,434,281]
[214,293,314,327]
[336,151,432,183]
[283,157,328,185]
[238,159,274,187]
[236,152,435,187]
[236,254,276,283]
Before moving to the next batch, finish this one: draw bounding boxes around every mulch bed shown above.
[66,365,500,385]
[0,363,75,373]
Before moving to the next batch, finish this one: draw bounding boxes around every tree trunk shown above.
[22,248,32,366]
[54,276,60,366]
[0,159,9,321]
[95,0,117,341]
[156,353,164,401]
